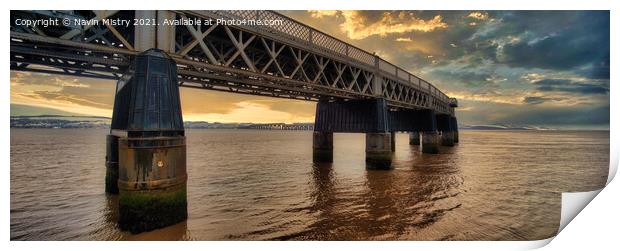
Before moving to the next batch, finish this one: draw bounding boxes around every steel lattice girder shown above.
[9,10,457,115]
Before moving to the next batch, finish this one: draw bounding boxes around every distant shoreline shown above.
[9,127,611,132]
[9,115,609,131]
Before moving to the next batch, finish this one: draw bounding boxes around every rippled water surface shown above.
[10,129,609,240]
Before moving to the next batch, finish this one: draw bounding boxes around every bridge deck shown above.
[10,10,456,115]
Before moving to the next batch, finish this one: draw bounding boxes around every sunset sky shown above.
[10,11,610,128]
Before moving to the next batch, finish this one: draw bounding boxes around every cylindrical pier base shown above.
[118,136,187,233]
[454,131,459,143]
[365,132,393,169]
[313,131,333,162]
[390,132,396,152]
[105,134,119,194]
[441,131,455,147]
[421,131,440,154]
[409,132,420,145]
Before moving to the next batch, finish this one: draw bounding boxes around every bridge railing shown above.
[194,10,452,104]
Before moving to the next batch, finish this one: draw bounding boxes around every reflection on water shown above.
[10,129,609,240]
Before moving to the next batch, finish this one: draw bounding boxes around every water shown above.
[10,129,609,240]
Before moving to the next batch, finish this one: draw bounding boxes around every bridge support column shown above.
[111,49,187,233]
[365,98,392,169]
[452,117,459,143]
[409,131,420,145]
[390,132,396,151]
[118,137,187,233]
[105,134,120,194]
[421,131,440,154]
[313,131,333,162]
[454,131,459,143]
[441,131,455,146]
[366,132,393,169]
[436,114,455,147]
[313,98,392,168]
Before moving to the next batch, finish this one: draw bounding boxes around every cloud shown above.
[11,71,91,88]
[298,10,609,128]
[31,90,110,109]
[522,96,547,104]
[521,96,568,105]
[447,90,525,105]
[10,104,82,116]
[11,91,113,117]
[494,105,609,126]
[432,69,498,88]
[11,72,115,116]
[307,10,448,40]
[575,58,610,79]
[467,12,489,20]
[183,101,314,123]
[248,99,316,119]
[307,10,338,18]
[498,11,609,75]
[521,73,546,83]
[455,98,609,128]
[531,78,609,95]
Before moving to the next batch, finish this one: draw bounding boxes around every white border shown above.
[3,1,618,250]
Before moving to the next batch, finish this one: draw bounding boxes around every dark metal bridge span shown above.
[10,10,457,115]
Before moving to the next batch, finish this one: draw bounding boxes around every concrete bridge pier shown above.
[421,131,440,154]
[452,116,459,143]
[105,134,120,194]
[366,132,393,169]
[313,131,333,162]
[437,114,455,147]
[388,108,449,154]
[441,131,455,146]
[110,49,187,233]
[390,131,396,152]
[365,99,393,169]
[420,110,440,154]
[409,131,420,145]
[313,98,393,168]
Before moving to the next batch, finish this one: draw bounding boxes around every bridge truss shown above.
[10,10,457,115]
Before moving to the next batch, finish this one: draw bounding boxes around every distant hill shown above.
[10,115,310,129]
[459,124,554,130]
[10,115,111,129]
[10,112,555,131]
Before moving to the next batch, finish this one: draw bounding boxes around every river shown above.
[10,129,609,240]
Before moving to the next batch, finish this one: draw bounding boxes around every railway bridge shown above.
[10,10,459,233]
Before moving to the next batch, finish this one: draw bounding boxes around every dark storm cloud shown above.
[522,96,548,105]
[495,105,609,126]
[532,79,609,95]
[575,57,610,80]
[499,11,609,77]
[412,11,610,80]
[521,96,568,105]
[426,69,496,88]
